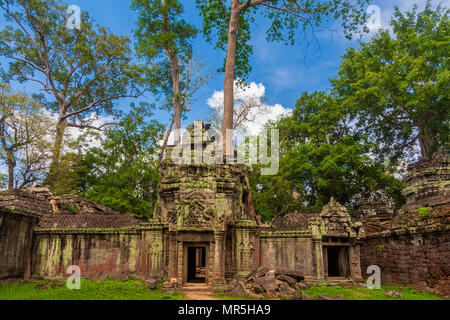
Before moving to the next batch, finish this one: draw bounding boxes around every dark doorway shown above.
[187,247,207,283]
[326,247,349,277]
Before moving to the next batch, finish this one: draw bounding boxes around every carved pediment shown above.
[169,198,215,229]
[320,197,354,237]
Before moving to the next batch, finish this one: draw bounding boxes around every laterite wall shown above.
[360,229,450,297]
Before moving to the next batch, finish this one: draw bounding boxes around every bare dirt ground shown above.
[182,283,218,300]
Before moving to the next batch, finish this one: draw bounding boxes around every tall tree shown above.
[76,105,165,217]
[0,0,147,180]
[195,0,370,153]
[248,91,405,220]
[132,0,206,158]
[332,1,449,162]
[0,83,53,189]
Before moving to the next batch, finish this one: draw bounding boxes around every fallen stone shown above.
[98,273,109,283]
[274,268,305,282]
[230,281,249,297]
[276,274,297,287]
[385,289,403,298]
[143,279,159,290]
[253,273,278,292]
[301,293,313,300]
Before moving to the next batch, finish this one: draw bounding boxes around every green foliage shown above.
[0,0,149,176]
[131,0,200,112]
[0,0,146,118]
[248,164,304,221]
[300,285,446,300]
[250,91,405,220]
[48,152,86,196]
[0,279,184,300]
[332,1,449,161]
[417,207,431,218]
[195,0,370,80]
[0,173,7,189]
[77,105,165,218]
[0,83,53,189]
[48,105,165,218]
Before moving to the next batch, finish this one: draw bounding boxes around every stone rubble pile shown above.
[230,267,308,300]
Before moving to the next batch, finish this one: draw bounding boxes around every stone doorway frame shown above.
[322,243,351,280]
[182,242,211,285]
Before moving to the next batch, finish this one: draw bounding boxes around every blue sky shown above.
[1,0,447,130]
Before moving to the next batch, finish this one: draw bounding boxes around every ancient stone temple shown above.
[360,152,450,297]
[0,121,448,297]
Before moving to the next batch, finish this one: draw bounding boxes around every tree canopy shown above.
[0,0,148,179]
[59,105,165,217]
[332,1,449,162]
[195,0,370,152]
[132,0,203,147]
[249,90,405,221]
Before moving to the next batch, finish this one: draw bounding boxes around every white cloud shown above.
[207,81,292,138]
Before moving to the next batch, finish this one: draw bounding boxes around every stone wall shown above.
[361,228,449,297]
[0,212,39,279]
[259,233,316,278]
[360,153,449,297]
[0,191,47,279]
[30,224,165,281]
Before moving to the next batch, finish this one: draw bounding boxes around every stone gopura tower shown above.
[154,121,261,289]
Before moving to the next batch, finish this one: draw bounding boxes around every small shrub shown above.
[417,207,431,219]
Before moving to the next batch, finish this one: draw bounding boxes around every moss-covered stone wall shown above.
[0,211,39,279]
[30,226,165,281]
[360,227,450,297]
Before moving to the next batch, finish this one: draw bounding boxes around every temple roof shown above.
[37,213,141,229]
[0,186,142,230]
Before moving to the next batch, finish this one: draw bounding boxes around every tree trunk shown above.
[48,121,66,179]
[418,126,437,161]
[158,116,175,165]
[0,124,15,190]
[169,52,182,145]
[221,0,241,155]
[162,0,182,145]
[7,157,14,190]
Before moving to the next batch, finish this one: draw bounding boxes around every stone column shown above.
[212,232,226,291]
[349,242,363,281]
[164,231,178,288]
[313,239,325,281]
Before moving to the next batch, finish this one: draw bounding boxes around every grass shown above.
[301,285,446,300]
[1,280,446,301]
[0,279,185,300]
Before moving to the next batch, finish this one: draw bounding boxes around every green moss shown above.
[0,279,185,300]
[376,245,385,255]
[301,285,446,300]
[417,207,431,219]
[66,204,78,214]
